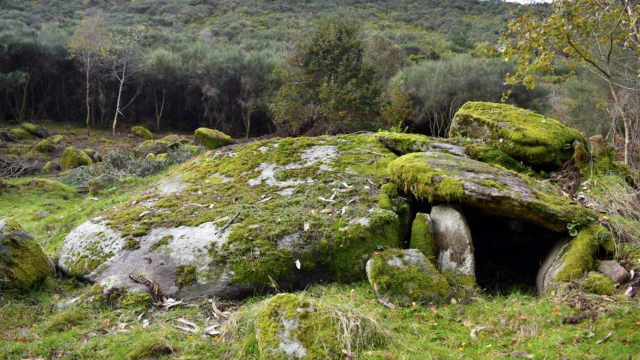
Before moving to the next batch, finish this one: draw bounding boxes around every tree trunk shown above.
[113,59,126,137]
[86,59,91,136]
[18,69,32,122]
[155,84,165,132]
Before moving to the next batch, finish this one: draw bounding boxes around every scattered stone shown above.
[449,102,584,167]
[410,213,436,259]
[48,134,69,145]
[131,126,153,140]
[41,161,61,174]
[35,210,51,220]
[194,127,235,149]
[60,147,93,169]
[20,122,49,138]
[366,249,449,304]
[83,148,101,162]
[582,272,616,296]
[0,218,51,290]
[597,260,630,284]
[256,293,340,359]
[34,139,55,153]
[0,129,18,142]
[9,127,35,140]
[430,205,476,286]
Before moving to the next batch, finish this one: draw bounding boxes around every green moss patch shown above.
[194,127,235,149]
[410,213,435,259]
[582,272,616,296]
[554,225,612,282]
[60,147,93,169]
[131,126,153,140]
[450,102,584,167]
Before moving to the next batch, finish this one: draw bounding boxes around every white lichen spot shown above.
[300,145,338,166]
[157,176,189,195]
[276,187,296,196]
[438,247,474,276]
[348,218,370,227]
[248,163,311,188]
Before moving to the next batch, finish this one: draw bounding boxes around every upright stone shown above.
[430,204,476,286]
[410,213,436,259]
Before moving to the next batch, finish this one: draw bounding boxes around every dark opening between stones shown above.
[465,209,561,294]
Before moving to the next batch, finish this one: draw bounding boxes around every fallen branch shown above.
[596,331,613,344]
[561,312,597,325]
[217,212,240,234]
[377,298,395,310]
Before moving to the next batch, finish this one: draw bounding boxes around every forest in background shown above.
[0,0,557,138]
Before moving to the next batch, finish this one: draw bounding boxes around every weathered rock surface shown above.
[430,205,476,286]
[60,147,93,169]
[194,127,235,149]
[388,151,594,232]
[597,260,630,284]
[376,132,466,157]
[20,122,49,138]
[256,293,340,359]
[537,225,611,294]
[58,134,403,300]
[366,249,448,304]
[0,218,50,290]
[449,102,584,167]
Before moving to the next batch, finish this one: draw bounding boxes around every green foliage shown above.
[271,16,383,135]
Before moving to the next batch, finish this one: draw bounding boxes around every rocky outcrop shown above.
[366,249,448,304]
[449,102,584,167]
[58,134,403,300]
[0,218,50,290]
[430,205,476,286]
[388,151,594,233]
[194,128,235,149]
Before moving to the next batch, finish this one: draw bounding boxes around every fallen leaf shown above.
[463,320,473,327]
[101,319,110,327]
[303,223,310,232]
[511,351,534,359]
[295,259,301,270]
[519,314,527,320]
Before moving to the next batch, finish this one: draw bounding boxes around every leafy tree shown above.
[502,0,640,166]
[69,15,110,135]
[271,17,382,135]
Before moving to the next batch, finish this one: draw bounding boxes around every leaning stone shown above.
[256,293,340,359]
[366,249,448,304]
[388,151,594,232]
[131,126,153,140]
[60,147,93,169]
[582,272,616,296]
[194,127,235,149]
[597,260,630,284]
[430,205,476,286]
[449,102,584,167]
[0,218,50,290]
[410,213,436,259]
[537,225,611,294]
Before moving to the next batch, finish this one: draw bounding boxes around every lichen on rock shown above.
[366,249,449,304]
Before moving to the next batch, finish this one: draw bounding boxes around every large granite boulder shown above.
[58,134,403,300]
[449,102,584,167]
[366,249,449,304]
[430,205,476,286]
[0,218,50,290]
[388,151,594,233]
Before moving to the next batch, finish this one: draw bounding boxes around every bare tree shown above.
[69,15,109,136]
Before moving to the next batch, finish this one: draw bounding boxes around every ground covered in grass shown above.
[1,280,639,359]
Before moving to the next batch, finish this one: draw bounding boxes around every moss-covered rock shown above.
[80,276,152,309]
[376,131,466,156]
[41,161,61,174]
[366,249,448,304]
[256,293,341,359]
[34,139,55,153]
[9,128,36,140]
[20,122,49,138]
[449,102,584,167]
[430,205,476,286]
[131,126,153,140]
[60,147,93,169]
[48,134,69,145]
[388,151,594,232]
[410,213,436,259]
[134,135,186,157]
[537,225,612,294]
[194,127,235,149]
[0,218,50,290]
[0,129,18,142]
[58,134,403,300]
[582,272,616,295]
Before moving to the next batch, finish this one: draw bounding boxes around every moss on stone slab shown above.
[554,225,611,282]
[131,126,153,140]
[450,102,584,167]
[60,147,93,169]
[410,213,435,259]
[194,127,235,149]
[175,265,197,286]
[582,272,615,295]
